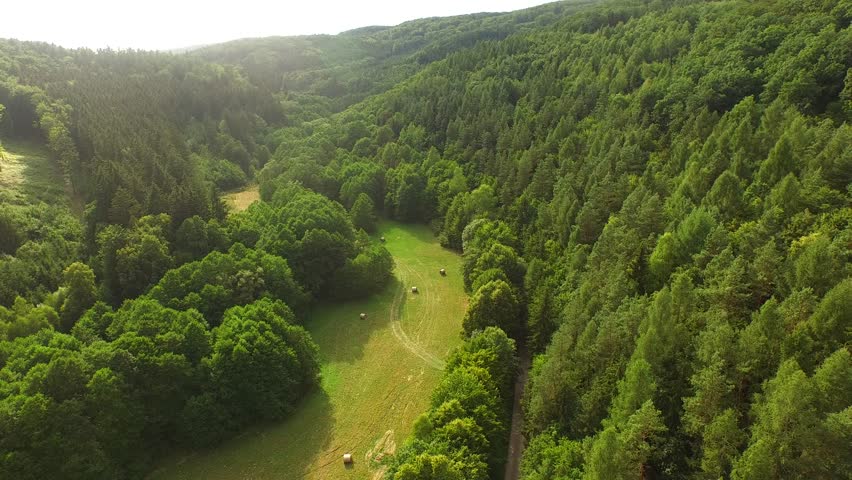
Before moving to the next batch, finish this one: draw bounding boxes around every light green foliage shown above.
[698,409,745,479]
[521,429,585,480]
[585,401,667,480]
[0,297,58,341]
[647,208,716,288]
[389,327,516,480]
[787,278,852,371]
[209,299,319,422]
[394,453,464,480]
[609,359,656,427]
[787,234,849,297]
[0,202,81,307]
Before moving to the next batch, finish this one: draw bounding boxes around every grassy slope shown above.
[223,185,260,213]
[0,139,69,207]
[150,221,467,480]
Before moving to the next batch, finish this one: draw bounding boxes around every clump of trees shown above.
[0,297,318,479]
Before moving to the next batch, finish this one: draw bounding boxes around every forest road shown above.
[504,345,531,480]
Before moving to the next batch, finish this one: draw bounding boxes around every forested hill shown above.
[0,1,587,227]
[252,0,852,477]
[1,0,851,479]
[192,1,594,112]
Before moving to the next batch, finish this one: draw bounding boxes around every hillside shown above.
[0,0,850,479]
[250,0,852,477]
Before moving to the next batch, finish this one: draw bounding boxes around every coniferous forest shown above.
[1,0,850,479]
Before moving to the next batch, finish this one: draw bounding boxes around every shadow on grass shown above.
[306,275,405,366]
[0,139,67,206]
[148,389,335,480]
[273,388,335,479]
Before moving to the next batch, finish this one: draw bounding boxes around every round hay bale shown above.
[359,313,367,320]
[380,236,386,242]
[440,268,446,276]
[343,453,353,464]
[411,286,418,293]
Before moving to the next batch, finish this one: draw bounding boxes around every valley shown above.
[150,222,467,480]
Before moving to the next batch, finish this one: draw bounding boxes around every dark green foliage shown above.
[148,243,308,325]
[0,42,272,224]
[386,163,429,221]
[349,192,378,232]
[0,209,23,255]
[465,243,526,293]
[331,242,394,300]
[253,187,360,295]
[174,215,226,265]
[95,215,175,304]
[0,204,82,306]
[58,262,97,332]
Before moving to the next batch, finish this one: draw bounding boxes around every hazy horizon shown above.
[4,0,555,51]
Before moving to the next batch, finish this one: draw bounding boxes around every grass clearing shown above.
[0,139,70,207]
[223,184,260,213]
[149,221,467,480]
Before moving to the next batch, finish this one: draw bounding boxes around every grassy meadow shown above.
[150,221,468,480]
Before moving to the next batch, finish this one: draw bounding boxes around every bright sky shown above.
[4,0,555,51]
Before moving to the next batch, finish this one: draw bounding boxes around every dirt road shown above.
[504,346,531,480]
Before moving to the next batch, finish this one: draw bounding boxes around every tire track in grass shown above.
[388,268,445,370]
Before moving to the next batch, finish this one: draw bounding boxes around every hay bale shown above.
[359,313,367,320]
[380,236,386,242]
[440,268,446,276]
[343,453,353,464]
[411,286,418,293]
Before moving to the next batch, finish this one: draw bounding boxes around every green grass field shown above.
[0,139,71,208]
[223,184,260,213]
[149,221,467,480]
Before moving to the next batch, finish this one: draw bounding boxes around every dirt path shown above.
[389,262,446,371]
[504,345,531,480]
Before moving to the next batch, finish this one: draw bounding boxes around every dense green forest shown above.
[1,0,851,478]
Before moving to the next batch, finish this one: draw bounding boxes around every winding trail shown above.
[504,345,531,480]
[388,264,446,371]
